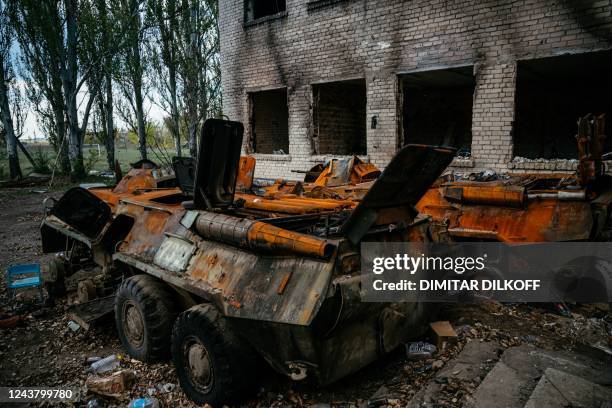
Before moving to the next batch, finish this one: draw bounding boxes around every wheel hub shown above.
[185,338,213,391]
[123,301,144,347]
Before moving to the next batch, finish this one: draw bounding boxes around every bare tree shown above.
[10,0,98,178]
[0,0,21,180]
[147,0,220,159]
[179,0,220,158]
[147,0,182,157]
[81,0,119,171]
[12,2,70,174]
[117,0,149,160]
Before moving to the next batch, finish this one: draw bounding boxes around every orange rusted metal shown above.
[416,179,594,242]
[194,211,334,258]
[112,168,158,194]
[442,184,526,207]
[314,156,380,187]
[277,271,292,295]
[247,221,334,257]
[236,156,256,191]
[235,192,353,214]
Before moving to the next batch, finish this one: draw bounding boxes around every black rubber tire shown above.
[114,274,178,362]
[171,304,255,406]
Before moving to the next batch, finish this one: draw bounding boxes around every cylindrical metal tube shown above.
[235,194,350,214]
[527,191,586,201]
[194,211,334,258]
[444,185,526,207]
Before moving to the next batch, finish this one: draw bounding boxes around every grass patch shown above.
[0,145,188,182]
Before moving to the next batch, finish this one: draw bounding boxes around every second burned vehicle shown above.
[40,119,456,405]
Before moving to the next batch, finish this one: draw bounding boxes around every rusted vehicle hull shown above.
[416,180,598,242]
[40,119,455,404]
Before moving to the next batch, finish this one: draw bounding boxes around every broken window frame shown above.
[398,66,476,159]
[243,0,287,26]
[247,87,290,155]
[512,51,612,165]
[310,78,368,156]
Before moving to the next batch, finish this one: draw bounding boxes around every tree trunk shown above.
[52,102,71,174]
[63,0,84,179]
[185,2,199,159]
[186,71,198,157]
[169,65,181,157]
[131,29,147,160]
[134,79,146,160]
[104,73,115,171]
[0,58,22,180]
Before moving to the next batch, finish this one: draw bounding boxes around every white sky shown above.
[19,79,167,141]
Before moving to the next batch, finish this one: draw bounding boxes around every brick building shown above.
[219,0,612,180]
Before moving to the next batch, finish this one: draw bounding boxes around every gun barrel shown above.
[194,212,334,259]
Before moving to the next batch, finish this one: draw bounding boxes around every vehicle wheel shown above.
[115,274,178,362]
[43,258,66,297]
[171,304,255,406]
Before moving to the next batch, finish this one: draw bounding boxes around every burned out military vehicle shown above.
[416,115,612,244]
[40,119,455,405]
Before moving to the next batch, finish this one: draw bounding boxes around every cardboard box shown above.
[430,320,458,350]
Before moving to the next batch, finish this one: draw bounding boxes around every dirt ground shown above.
[1,187,610,407]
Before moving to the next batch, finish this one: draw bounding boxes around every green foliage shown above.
[84,148,100,174]
[31,147,51,174]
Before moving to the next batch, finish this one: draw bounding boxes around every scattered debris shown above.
[160,383,176,393]
[66,295,115,331]
[367,385,400,407]
[0,314,23,328]
[87,354,122,374]
[430,320,458,351]
[67,320,81,332]
[86,369,136,398]
[86,398,102,408]
[405,341,437,360]
[128,397,160,408]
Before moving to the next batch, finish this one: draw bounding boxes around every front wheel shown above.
[171,304,255,406]
[115,275,178,362]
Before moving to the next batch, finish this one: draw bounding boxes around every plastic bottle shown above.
[128,397,160,408]
[86,399,101,408]
[87,354,121,374]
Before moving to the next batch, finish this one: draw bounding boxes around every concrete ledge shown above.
[307,0,349,12]
[310,154,370,163]
[509,158,578,171]
[251,153,292,162]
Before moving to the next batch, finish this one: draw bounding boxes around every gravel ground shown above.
[1,187,610,408]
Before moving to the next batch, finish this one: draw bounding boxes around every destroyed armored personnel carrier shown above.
[416,115,612,243]
[40,119,456,405]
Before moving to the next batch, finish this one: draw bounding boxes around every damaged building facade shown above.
[219,0,612,179]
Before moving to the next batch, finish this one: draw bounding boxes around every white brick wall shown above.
[219,0,612,179]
